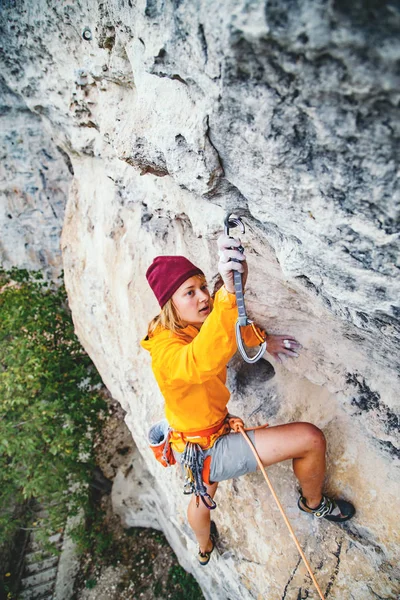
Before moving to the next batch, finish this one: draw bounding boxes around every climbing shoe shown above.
[298,494,355,523]
[197,521,218,566]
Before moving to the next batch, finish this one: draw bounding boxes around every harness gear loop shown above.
[231,420,326,600]
[224,213,267,364]
[181,442,217,510]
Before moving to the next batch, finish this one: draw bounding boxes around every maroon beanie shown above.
[146,256,204,307]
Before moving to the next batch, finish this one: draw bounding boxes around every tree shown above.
[0,268,106,545]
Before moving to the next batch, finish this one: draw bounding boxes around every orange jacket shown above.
[141,286,265,450]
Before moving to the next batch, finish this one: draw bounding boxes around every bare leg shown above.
[187,481,218,553]
[254,422,326,508]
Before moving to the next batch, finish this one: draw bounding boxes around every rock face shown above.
[0,78,71,277]
[1,1,399,598]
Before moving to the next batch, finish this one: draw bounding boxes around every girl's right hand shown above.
[217,234,248,294]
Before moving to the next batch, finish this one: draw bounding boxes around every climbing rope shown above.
[229,417,326,600]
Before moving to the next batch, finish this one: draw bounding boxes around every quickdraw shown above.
[181,442,217,509]
[224,213,267,364]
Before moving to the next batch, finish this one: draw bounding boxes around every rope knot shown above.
[229,417,244,432]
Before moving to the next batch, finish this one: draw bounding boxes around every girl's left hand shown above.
[265,335,302,363]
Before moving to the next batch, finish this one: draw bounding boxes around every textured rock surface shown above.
[0,78,71,277]
[1,1,399,598]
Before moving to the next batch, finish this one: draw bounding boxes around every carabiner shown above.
[235,320,267,364]
[201,493,217,510]
[224,212,267,364]
[224,213,245,239]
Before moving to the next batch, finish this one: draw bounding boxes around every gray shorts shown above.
[173,430,258,484]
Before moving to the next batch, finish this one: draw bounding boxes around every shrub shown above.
[0,268,106,546]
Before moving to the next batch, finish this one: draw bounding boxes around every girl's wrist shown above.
[224,284,236,295]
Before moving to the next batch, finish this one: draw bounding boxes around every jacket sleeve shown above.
[241,323,266,347]
[157,287,239,385]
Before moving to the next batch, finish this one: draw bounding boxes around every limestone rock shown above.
[1,1,399,598]
[0,79,71,277]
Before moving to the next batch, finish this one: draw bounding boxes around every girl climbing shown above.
[141,232,355,566]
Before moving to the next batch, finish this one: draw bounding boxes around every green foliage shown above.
[153,578,163,597]
[0,268,106,545]
[70,499,120,561]
[166,564,203,600]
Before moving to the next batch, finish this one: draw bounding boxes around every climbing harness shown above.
[180,418,269,510]
[224,213,267,364]
[148,417,229,507]
[178,416,231,509]
[229,417,326,600]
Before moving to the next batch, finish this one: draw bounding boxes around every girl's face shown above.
[172,276,211,327]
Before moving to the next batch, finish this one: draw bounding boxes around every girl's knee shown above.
[301,422,326,453]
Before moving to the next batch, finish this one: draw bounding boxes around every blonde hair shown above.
[147,274,209,336]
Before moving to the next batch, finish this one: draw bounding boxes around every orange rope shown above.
[229,418,326,600]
